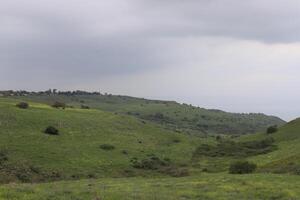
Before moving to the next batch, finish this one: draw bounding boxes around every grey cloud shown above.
[0,12,169,83]
[1,0,300,81]
[134,0,300,43]
[1,0,300,120]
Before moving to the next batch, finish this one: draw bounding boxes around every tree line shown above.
[0,89,103,97]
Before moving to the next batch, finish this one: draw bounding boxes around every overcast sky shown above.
[1,0,300,120]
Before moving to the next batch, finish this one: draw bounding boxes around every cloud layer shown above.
[1,0,300,120]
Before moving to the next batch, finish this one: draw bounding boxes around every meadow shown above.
[1,173,300,200]
[0,94,299,199]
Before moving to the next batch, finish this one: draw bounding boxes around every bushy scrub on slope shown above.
[16,102,29,109]
[44,126,59,135]
[229,161,257,174]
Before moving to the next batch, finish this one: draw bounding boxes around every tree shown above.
[267,125,278,134]
[52,102,66,109]
[16,102,29,109]
[229,161,257,174]
[44,126,59,135]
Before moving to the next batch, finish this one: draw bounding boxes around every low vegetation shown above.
[44,126,59,135]
[229,160,257,174]
[193,137,276,158]
[131,155,170,170]
[16,102,29,109]
[52,101,66,109]
[81,105,90,109]
[1,174,300,200]
[266,125,278,134]
[99,144,115,151]
[0,150,8,165]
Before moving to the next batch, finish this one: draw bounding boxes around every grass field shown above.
[0,97,210,183]
[0,96,299,199]
[1,173,300,200]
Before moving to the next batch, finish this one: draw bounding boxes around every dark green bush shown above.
[16,102,29,109]
[52,102,66,109]
[154,113,164,119]
[100,144,115,150]
[216,135,222,141]
[173,139,181,143]
[121,150,128,155]
[81,105,90,109]
[267,125,278,134]
[229,161,257,174]
[159,167,189,177]
[44,126,59,135]
[259,162,300,175]
[193,138,276,158]
[0,150,8,165]
[131,155,170,170]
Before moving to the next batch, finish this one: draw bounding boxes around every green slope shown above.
[0,96,299,199]
[239,118,300,174]
[180,118,300,174]
[10,93,285,135]
[0,98,209,183]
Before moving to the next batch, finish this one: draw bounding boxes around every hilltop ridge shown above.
[1,89,285,136]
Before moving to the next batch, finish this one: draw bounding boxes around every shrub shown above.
[259,161,300,175]
[267,125,278,134]
[44,126,59,135]
[154,112,164,119]
[131,155,170,170]
[159,167,189,177]
[202,168,208,172]
[0,150,8,165]
[100,144,115,150]
[121,150,128,155]
[16,102,29,109]
[193,138,276,158]
[52,102,66,109]
[229,161,257,174]
[81,105,90,109]
[87,173,96,178]
[173,139,181,143]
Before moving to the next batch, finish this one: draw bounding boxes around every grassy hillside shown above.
[0,97,210,183]
[0,96,299,199]
[182,118,300,174]
[239,118,300,175]
[11,93,285,135]
[0,97,291,179]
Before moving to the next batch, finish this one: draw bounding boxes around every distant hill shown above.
[6,91,285,135]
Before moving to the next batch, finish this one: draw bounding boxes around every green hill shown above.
[0,94,287,182]
[8,92,285,135]
[242,118,300,175]
[181,118,300,175]
[0,97,209,183]
[1,95,299,200]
